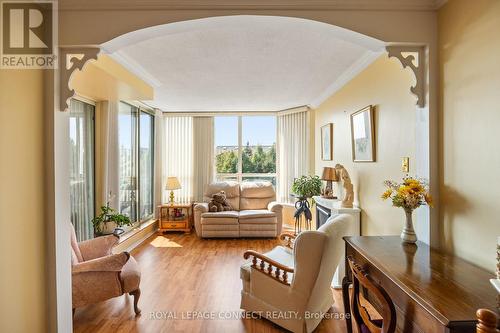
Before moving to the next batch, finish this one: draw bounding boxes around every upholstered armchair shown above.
[240,214,352,333]
[70,224,141,315]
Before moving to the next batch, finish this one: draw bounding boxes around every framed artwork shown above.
[321,123,333,161]
[350,105,375,162]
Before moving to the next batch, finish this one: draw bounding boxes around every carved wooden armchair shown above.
[240,214,352,333]
[70,224,141,315]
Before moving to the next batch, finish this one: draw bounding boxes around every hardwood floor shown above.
[73,232,350,333]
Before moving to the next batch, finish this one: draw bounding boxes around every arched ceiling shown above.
[102,15,385,112]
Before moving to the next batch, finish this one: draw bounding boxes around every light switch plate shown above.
[402,157,409,173]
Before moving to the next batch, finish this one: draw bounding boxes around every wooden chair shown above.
[347,256,396,333]
[476,309,499,333]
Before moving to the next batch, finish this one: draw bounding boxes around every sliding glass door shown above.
[118,102,155,225]
[139,112,154,221]
[69,99,95,241]
[118,103,139,224]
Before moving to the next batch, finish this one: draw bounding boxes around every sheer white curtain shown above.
[192,117,214,202]
[162,116,194,203]
[69,99,95,241]
[153,109,164,217]
[276,110,311,202]
[95,100,120,212]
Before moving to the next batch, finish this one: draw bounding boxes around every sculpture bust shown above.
[335,164,354,208]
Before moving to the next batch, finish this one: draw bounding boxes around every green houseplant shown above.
[291,175,322,199]
[91,202,133,236]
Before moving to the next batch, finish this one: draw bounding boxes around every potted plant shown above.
[381,176,433,243]
[91,202,133,237]
[290,175,322,234]
[291,175,322,200]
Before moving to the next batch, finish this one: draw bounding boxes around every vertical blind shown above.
[276,110,310,202]
[192,117,215,202]
[162,116,194,203]
[69,99,95,241]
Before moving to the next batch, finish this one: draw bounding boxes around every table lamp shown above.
[321,167,338,199]
[166,177,181,204]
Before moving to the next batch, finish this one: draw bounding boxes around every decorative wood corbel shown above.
[386,45,426,108]
[59,47,100,111]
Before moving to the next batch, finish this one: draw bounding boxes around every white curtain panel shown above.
[162,116,194,203]
[69,99,95,241]
[153,109,164,217]
[192,117,214,202]
[276,110,311,202]
[95,100,120,211]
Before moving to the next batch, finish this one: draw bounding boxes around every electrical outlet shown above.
[402,157,409,173]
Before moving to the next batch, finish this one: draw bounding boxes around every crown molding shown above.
[309,50,382,109]
[59,0,447,12]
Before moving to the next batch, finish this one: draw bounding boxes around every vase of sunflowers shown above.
[381,177,433,243]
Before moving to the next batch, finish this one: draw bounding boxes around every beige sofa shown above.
[193,181,283,238]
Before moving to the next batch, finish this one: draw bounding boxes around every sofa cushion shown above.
[240,182,276,210]
[201,213,239,225]
[239,210,276,219]
[201,211,239,219]
[204,181,240,211]
[239,210,277,224]
[240,245,294,282]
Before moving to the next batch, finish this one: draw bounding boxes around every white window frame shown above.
[215,116,276,184]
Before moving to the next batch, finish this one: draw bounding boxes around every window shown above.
[69,99,95,241]
[139,112,154,220]
[118,102,155,225]
[215,116,276,185]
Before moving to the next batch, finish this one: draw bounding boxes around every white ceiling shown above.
[102,15,385,112]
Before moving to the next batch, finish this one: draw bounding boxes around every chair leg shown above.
[130,289,141,315]
[342,276,353,333]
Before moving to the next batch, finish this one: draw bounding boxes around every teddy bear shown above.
[208,190,233,212]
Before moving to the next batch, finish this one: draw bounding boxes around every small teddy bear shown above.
[208,191,233,212]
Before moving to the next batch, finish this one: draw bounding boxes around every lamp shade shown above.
[165,177,181,190]
[321,167,338,181]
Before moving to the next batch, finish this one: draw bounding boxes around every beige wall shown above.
[72,54,154,102]
[0,70,47,332]
[314,55,416,236]
[438,0,500,272]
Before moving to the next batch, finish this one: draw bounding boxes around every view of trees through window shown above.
[215,116,276,185]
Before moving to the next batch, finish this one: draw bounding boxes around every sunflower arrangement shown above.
[381,177,433,212]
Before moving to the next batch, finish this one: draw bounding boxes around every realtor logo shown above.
[1,1,57,68]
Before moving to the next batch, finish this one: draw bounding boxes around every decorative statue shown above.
[335,164,354,208]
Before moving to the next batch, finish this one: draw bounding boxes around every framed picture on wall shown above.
[321,123,333,160]
[350,105,375,162]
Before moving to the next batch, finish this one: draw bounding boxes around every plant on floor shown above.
[92,202,133,236]
[291,175,322,199]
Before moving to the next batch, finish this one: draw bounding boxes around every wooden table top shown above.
[344,236,498,326]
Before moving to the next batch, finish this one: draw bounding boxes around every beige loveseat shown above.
[193,181,283,238]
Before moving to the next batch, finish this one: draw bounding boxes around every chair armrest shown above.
[243,250,294,285]
[194,202,209,213]
[279,232,297,250]
[267,201,284,213]
[79,234,119,261]
[72,252,130,274]
[193,203,209,237]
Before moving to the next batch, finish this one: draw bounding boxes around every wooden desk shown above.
[343,236,498,333]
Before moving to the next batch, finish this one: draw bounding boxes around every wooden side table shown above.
[158,203,192,234]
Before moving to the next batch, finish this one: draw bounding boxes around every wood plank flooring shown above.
[73,233,350,333]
